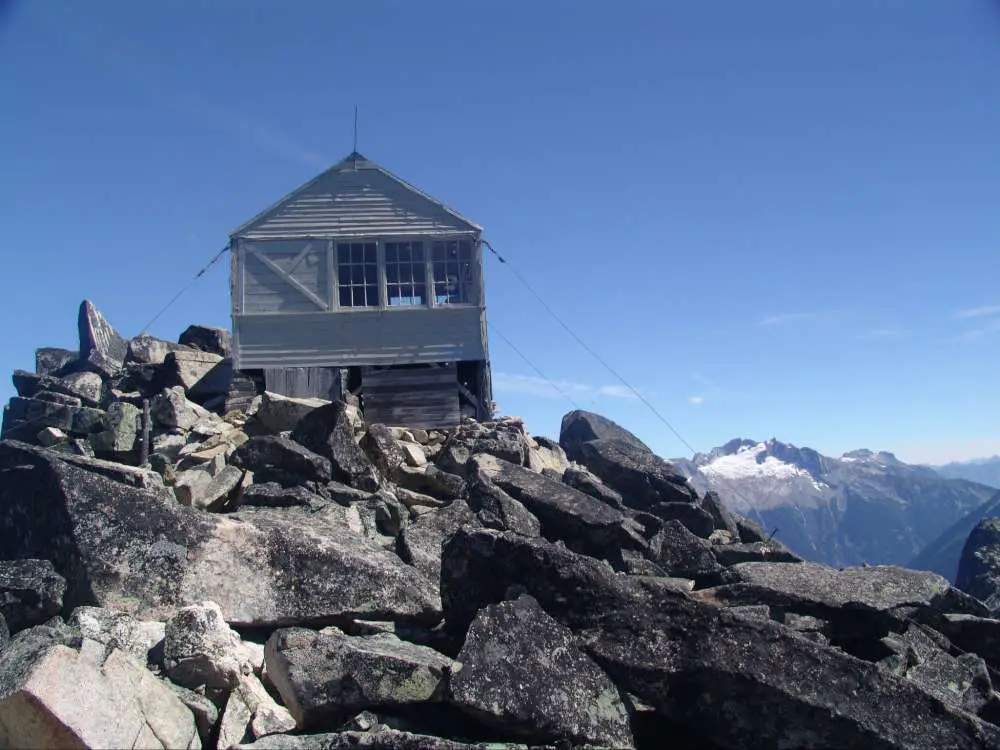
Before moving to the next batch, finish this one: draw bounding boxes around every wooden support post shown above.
[140,398,151,466]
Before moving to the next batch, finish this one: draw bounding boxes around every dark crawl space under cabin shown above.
[228,151,494,429]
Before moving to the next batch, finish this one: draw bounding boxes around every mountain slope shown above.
[673,439,996,568]
[909,487,1000,582]
[934,456,1000,489]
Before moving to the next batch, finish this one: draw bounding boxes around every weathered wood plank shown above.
[264,367,342,400]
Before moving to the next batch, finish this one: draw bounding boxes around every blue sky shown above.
[1,1,999,464]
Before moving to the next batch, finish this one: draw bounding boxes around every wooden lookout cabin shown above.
[229,152,493,428]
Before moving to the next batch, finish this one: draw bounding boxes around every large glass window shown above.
[385,241,426,306]
[337,242,378,307]
[432,240,474,305]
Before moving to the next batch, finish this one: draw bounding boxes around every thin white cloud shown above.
[688,395,705,406]
[955,305,1000,319]
[492,373,638,400]
[756,311,843,328]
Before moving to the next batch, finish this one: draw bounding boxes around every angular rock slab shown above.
[256,391,330,434]
[292,402,379,491]
[0,626,199,749]
[580,599,1000,750]
[398,500,481,584]
[451,595,633,748]
[559,409,653,459]
[471,453,626,555]
[441,529,662,637]
[0,558,66,634]
[0,441,440,627]
[265,628,456,728]
[729,561,985,618]
[78,299,129,379]
[466,474,541,538]
[179,324,232,358]
[68,605,165,666]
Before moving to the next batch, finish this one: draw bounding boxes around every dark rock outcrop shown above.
[958,518,1000,614]
[0,559,66,634]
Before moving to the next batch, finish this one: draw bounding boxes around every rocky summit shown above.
[5,304,1000,748]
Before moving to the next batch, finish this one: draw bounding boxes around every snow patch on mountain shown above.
[700,442,825,489]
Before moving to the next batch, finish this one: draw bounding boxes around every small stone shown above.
[400,442,427,468]
[36,426,67,447]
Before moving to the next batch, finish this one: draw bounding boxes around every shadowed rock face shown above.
[0,441,440,628]
[958,518,1000,615]
[451,594,634,748]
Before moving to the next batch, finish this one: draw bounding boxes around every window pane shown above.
[364,264,377,284]
[432,242,445,261]
[350,265,364,284]
[385,244,397,263]
[414,282,426,303]
[412,243,424,261]
[350,244,363,263]
[364,243,377,263]
[339,285,352,307]
[446,241,457,257]
[413,264,425,282]
[386,264,399,284]
[458,240,471,259]
[338,245,351,264]
[398,244,410,263]
[365,286,379,307]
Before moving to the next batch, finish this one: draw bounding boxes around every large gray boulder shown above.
[470,453,629,557]
[450,594,633,748]
[179,324,232,358]
[78,299,129,379]
[559,409,652,459]
[0,622,200,749]
[256,392,330,434]
[581,598,1000,750]
[957,518,1000,614]
[35,347,77,377]
[232,435,333,487]
[0,559,66,634]
[465,474,540,538]
[0,441,440,627]
[265,628,456,728]
[291,403,380,491]
[163,601,252,690]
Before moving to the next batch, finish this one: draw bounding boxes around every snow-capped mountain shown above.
[672,439,996,568]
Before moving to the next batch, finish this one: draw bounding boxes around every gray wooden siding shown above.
[234,307,486,369]
[236,157,479,240]
[363,366,460,429]
[242,241,331,314]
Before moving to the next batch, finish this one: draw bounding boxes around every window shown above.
[337,242,378,307]
[385,241,426,306]
[432,240,474,304]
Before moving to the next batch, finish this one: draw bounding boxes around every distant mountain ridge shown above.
[673,439,996,569]
[933,456,1000,489]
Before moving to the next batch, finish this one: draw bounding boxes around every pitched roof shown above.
[232,152,482,239]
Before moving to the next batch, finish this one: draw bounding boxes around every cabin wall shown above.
[233,307,486,369]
